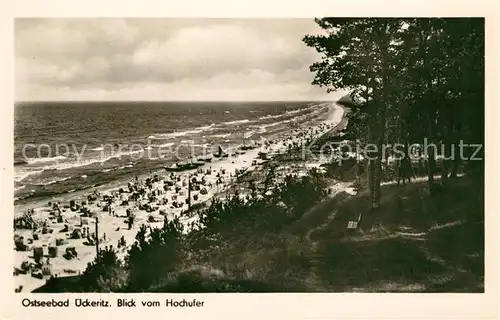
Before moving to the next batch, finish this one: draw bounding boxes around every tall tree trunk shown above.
[367,80,378,206]
[369,159,375,196]
[441,104,454,186]
[449,102,463,179]
[426,106,437,195]
[421,19,437,195]
[403,141,413,184]
[366,118,374,195]
[355,140,361,187]
[373,27,390,209]
[373,157,382,209]
[397,107,404,186]
[441,145,451,184]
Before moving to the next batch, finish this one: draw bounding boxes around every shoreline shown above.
[13,102,348,293]
[14,102,335,212]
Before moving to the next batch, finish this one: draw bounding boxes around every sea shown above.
[14,101,332,206]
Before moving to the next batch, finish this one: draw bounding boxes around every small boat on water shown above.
[213,146,229,158]
[197,155,213,162]
[239,144,256,151]
[165,159,204,172]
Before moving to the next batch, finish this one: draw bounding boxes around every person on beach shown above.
[128,216,134,230]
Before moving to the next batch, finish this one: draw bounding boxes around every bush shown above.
[277,174,327,218]
[80,245,127,292]
[77,172,330,292]
[125,218,184,291]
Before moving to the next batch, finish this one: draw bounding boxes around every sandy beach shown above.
[13,103,347,293]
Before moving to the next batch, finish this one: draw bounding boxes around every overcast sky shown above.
[15,18,344,101]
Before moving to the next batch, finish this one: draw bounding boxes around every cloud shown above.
[15,18,335,101]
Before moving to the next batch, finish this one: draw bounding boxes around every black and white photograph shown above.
[12,16,487,296]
